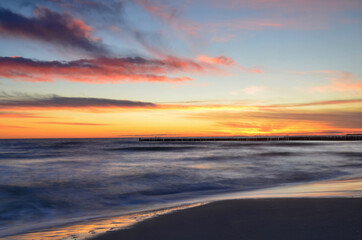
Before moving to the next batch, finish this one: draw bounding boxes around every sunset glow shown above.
[1,0,361,138]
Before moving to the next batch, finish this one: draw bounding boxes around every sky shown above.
[0,0,361,138]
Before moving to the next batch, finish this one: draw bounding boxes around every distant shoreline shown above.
[139,135,362,142]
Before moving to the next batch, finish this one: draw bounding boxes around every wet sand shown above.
[90,198,362,240]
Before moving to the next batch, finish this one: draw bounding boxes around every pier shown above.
[139,135,362,142]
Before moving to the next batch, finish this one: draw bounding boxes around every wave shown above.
[0,139,361,238]
[107,146,199,152]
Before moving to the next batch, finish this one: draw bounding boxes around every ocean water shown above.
[0,138,361,238]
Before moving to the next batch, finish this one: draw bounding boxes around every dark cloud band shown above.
[0,7,107,55]
[0,56,201,83]
[0,94,156,108]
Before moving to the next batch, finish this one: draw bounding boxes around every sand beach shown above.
[90,198,362,240]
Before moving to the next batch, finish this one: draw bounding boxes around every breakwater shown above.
[139,135,362,142]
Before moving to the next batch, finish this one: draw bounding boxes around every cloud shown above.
[109,22,172,58]
[135,0,198,37]
[180,97,362,133]
[197,55,262,73]
[252,110,361,123]
[0,7,107,55]
[253,111,362,129]
[190,110,362,133]
[311,71,362,95]
[262,99,362,109]
[0,94,156,110]
[196,55,235,66]
[152,98,362,111]
[217,121,283,133]
[0,54,245,83]
[288,99,362,107]
[0,124,30,129]
[0,56,205,83]
[37,121,108,126]
[0,111,47,118]
[135,1,288,40]
[313,81,362,95]
[136,0,361,45]
[9,93,359,113]
[218,120,354,135]
[210,19,284,31]
[45,0,170,57]
[135,0,182,21]
[2,93,361,135]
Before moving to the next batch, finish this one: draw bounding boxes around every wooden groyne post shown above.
[139,135,362,142]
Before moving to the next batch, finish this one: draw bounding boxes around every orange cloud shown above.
[196,55,235,66]
[264,99,362,109]
[36,122,109,126]
[0,111,47,118]
[1,94,362,138]
[291,99,362,107]
[190,109,362,136]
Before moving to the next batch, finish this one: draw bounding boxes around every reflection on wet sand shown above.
[233,177,362,199]
[3,203,205,240]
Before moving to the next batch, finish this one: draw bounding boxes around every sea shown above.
[0,138,361,239]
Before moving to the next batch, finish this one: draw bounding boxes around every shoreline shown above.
[90,198,362,240]
[4,177,362,239]
[2,203,206,240]
[4,196,362,240]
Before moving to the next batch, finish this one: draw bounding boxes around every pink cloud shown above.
[312,71,362,95]
[196,55,235,66]
[210,19,284,31]
[197,55,262,74]
[314,81,362,95]
[135,0,182,21]
[135,0,200,37]
[0,56,201,83]
[0,54,251,84]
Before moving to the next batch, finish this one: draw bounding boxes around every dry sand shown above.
[90,198,362,240]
